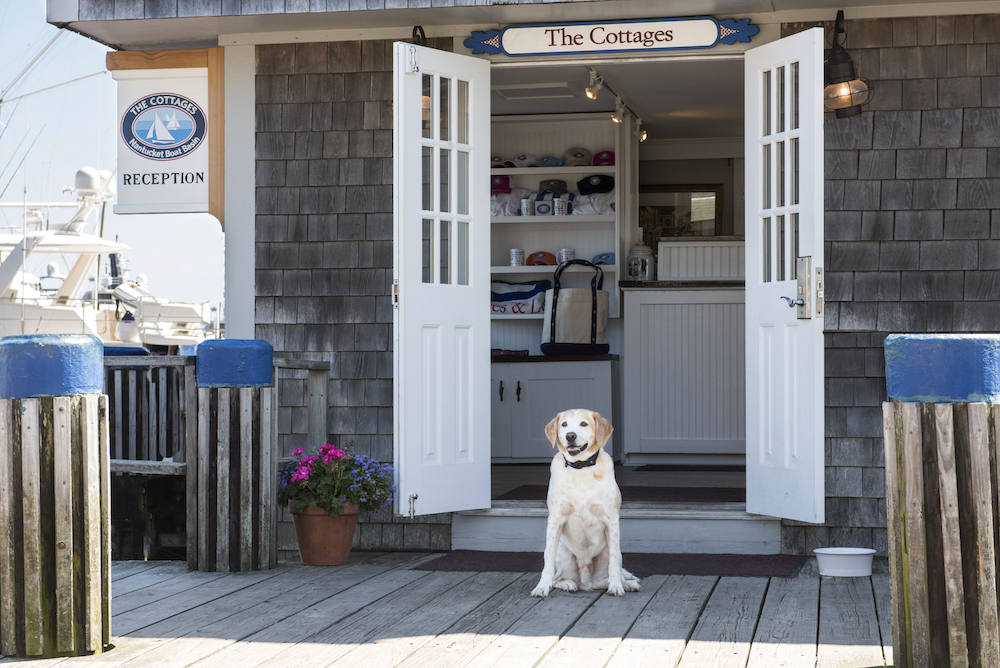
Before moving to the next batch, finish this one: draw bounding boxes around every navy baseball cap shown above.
[592,252,615,265]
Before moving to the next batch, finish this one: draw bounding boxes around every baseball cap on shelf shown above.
[537,156,563,168]
[527,251,558,266]
[491,175,511,193]
[563,147,592,166]
[577,174,615,195]
[512,153,539,168]
[538,179,568,194]
[592,252,616,265]
[491,155,507,168]
[593,150,615,166]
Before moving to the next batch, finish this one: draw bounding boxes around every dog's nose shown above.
[566,432,577,443]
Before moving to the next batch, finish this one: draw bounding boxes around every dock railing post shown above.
[883,334,1000,667]
[194,339,276,572]
[0,334,111,658]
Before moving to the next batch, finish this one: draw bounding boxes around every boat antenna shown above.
[0,32,64,105]
[0,126,45,200]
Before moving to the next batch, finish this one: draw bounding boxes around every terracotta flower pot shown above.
[289,500,360,566]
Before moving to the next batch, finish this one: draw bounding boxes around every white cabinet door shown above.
[491,364,512,458]
[744,28,825,523]
[509,361,614,459]
[393,43,491,516]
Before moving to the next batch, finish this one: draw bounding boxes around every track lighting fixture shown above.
[634,119,647,142]
[611,99,624,124]
[585,68,603,100]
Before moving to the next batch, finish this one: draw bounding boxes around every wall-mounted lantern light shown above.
[824,10,871,118]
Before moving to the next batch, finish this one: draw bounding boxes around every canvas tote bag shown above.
[540,259,610,356]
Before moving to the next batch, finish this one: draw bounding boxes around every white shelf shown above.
[493,166,614,176]
[491,215,615,224]
[490,312,545,320]
[491,265,617,274]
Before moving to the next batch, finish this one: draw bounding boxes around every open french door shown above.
[744,28,825,524]
[393,43,491,517]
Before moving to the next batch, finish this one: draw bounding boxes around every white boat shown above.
[0,167,221,348]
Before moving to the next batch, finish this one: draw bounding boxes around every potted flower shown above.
[277,442,394,565]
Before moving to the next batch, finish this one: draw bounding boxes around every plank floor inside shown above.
[1,554,893,668]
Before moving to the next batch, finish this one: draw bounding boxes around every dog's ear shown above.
[545,413,561,448]
[592,411,614,449]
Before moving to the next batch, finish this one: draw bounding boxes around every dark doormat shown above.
[494,485,746,503]
[415,550,804,578]
[633,464,746,472]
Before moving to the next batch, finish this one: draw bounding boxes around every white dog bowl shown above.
[814,547,877,577]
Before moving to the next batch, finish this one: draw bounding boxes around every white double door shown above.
[394,28,827,524]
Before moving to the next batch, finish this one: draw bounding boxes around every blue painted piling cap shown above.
[884,334,1000,403]
[0,334,104,398]
[196,339,274,387]
[104,343,150,357]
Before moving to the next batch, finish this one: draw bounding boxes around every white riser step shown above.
[452,504,781,554]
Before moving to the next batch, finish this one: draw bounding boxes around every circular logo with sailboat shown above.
[121,93,207,161]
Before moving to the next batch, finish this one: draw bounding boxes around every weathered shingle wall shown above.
[256,40,452,553]
[781,15,1000,556]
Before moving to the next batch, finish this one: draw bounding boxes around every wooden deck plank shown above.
[537,576,667,668]
[112,569,280,637]
[675,577,769,668]
[816,576,886,668]
[746,560,821,668]
[110,561,166,580]
[394,573,544,668]
[456,589,603,667]
[183,563,433,668]
[605,575,717,668]
[329,572,523,668]
[112,562,192,599]
[245,571,476,668]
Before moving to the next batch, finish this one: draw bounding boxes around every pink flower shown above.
[290,466,310,482]
[301,455,319,466]
[291,448,304,457]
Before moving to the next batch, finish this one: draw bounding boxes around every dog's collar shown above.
[564,449,600,469]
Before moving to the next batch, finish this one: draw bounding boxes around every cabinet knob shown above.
[517,381,522,402]
[499,380,504,401]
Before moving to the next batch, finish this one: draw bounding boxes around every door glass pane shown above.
[792,138,800,205]
[792,213,800,280]
[457,80,469,144]
[777,66,785,133]
[422,74,432,139]
[440,77,451,142]
[440,220,451,284]
[763,217,772,283]
[440,149,451,213]
[422,146,433,211]
[457,221,468,285]
[777,141,785,207]
[422,218,433,283]
[762,144,771,210]
[791,62,800,130]
[762,70,771,137]
[458,151,469,215]
[778,215,786,281]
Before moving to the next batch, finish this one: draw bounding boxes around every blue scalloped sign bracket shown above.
[464,29,503,56]
[716,18,760,45]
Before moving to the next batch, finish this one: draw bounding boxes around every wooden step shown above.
[453,502,781,554]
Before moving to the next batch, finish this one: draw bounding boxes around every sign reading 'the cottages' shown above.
[465,17,759,57]
[112,69,209,214]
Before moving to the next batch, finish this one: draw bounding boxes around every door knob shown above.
[780,296,805,307]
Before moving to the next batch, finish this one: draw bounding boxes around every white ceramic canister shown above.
[558,248,576,264]
[626,243,655,281]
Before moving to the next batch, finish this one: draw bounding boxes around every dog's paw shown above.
[554,580,578,592]
[607,582,625,596]
[530,584,551,598]
[624,578,641,592]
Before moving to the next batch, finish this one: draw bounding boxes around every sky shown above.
[0,0,225,309]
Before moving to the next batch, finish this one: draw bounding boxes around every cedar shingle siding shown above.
[255,40,453,553]
[781,16,1000,555]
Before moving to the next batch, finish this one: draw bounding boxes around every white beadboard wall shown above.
[492,116,615,171]
[657,240,745,280]
[492,318,623,357]
[638,299,745,452]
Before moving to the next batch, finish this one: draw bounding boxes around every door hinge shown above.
[407,45,419,73]
[409,493,418,518]
[393,280,399,308]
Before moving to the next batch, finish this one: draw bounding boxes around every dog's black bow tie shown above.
[564,450,600,469]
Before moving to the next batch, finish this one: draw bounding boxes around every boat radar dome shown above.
[75,167,101,197]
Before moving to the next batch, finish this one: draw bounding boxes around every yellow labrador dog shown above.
[530,409,640,597]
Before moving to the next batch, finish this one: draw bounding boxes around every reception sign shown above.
[112,68,209,214]
[465,17,759,57]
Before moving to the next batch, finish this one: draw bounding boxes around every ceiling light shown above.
[611,99,624,124]
[634,119,647,142]
[585,68,603,101]
[824,10,872,118]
